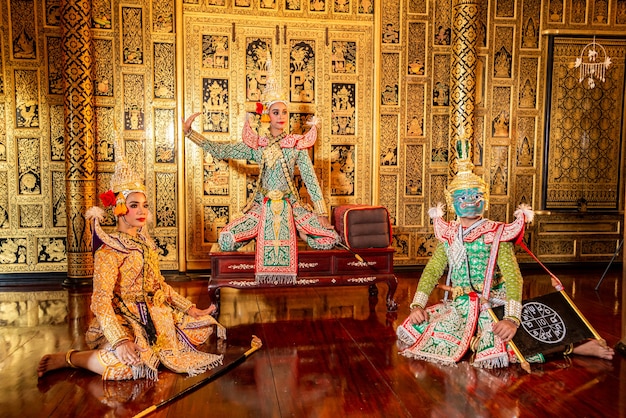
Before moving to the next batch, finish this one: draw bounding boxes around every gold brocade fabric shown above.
[86,231,223,380]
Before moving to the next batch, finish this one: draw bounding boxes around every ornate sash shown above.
[254,195,298,283]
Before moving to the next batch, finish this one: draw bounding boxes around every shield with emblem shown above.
[492,291,596,357]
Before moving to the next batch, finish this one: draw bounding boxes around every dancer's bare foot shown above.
[573,340,614,360]
[37,352,71,377]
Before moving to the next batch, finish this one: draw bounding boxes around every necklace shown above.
[264,132,286,168]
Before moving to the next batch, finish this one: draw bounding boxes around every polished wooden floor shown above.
[0,264,624,418]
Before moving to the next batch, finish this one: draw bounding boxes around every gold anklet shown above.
[563,343,574,356]
[65,349,79,368]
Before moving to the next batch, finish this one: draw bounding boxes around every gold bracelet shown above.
[503,316,521,328]
[65,349,79,368]
[563,343,574,356]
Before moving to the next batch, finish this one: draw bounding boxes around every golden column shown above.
[62,0,97,285]
[450,0,479,171]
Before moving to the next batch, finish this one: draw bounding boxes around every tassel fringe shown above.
[514,203,534,223]
[85,206,106,222]
[428,203,445,219]
[255,274,297,285]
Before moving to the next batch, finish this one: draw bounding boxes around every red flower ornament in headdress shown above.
[99,190,117,207]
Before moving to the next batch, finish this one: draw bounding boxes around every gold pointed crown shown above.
[444,134,489,212]
[110,129,144,195]
[261,51,287,110]
[110,157,145,195]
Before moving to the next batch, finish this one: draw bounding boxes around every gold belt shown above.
[127,289,166,306]
[260,188,289,201]
[437,284,483,300]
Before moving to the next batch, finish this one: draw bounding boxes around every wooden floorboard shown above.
[0,264,623,418]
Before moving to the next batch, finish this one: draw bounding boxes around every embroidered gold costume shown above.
[83,155,224,381]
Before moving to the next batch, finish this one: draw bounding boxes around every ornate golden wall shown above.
[181,11,375,268]
[0,0,623,277]
[381,0,625,266]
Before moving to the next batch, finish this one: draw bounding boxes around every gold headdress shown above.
[444,134,489,212]
[257,51,287,123]
[99,135,145,216]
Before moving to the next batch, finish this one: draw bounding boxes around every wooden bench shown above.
[207,244,398,315]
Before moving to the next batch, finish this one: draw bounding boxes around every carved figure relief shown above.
[204,156,229,196]
[92,0,112,29]
[330,145,355,196]
[405,144,423,196]
[123,74,145,130]
[156,172,176,227]
[45,0,61,27]
[522,18,538,49]
[286,0,301,11]
[153,1,174,33]
[331,83,356,135]
[434,26,451,45]
[492,110,510,137]
[94,39,114,97]
[11,0,37,60]
[332,41,356,73]
[15,70,39,128]
[38,238,67,263]
[407,116,423,137]
[202,79,229,133]
[289,113,314,135]
[204,206,229,243]
[290,41,315,103]
[334,0,350,13]
[310,0,326,12]
[380,115,398,166]
[433,82,449,107]
[203,35,230,69]
[494,46,512,78]
[17,138,41,195]
[154,43,175,99]
[122,7,144,65]
[260,0,277,10]
[245,38,272,103]
[0,238,28,264]
[154,109,176,163]
[50,106,64,161]
[359,0,373,14]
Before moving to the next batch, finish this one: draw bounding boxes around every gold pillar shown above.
[450,0,479,172]
[62,0,97,284]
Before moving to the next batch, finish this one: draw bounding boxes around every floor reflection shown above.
[0,265,622,418]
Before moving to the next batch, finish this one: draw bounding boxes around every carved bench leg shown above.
[368,284,379,311]
[368,283,379,297]
[385,276,398,312]
[208,286,221,318]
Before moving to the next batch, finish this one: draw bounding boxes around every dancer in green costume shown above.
[183,55,339,284]
[397,139,613,368]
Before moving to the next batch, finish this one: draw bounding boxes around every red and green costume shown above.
[397,205,544,368]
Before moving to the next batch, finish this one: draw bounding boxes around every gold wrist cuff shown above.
[66,349,79,368]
